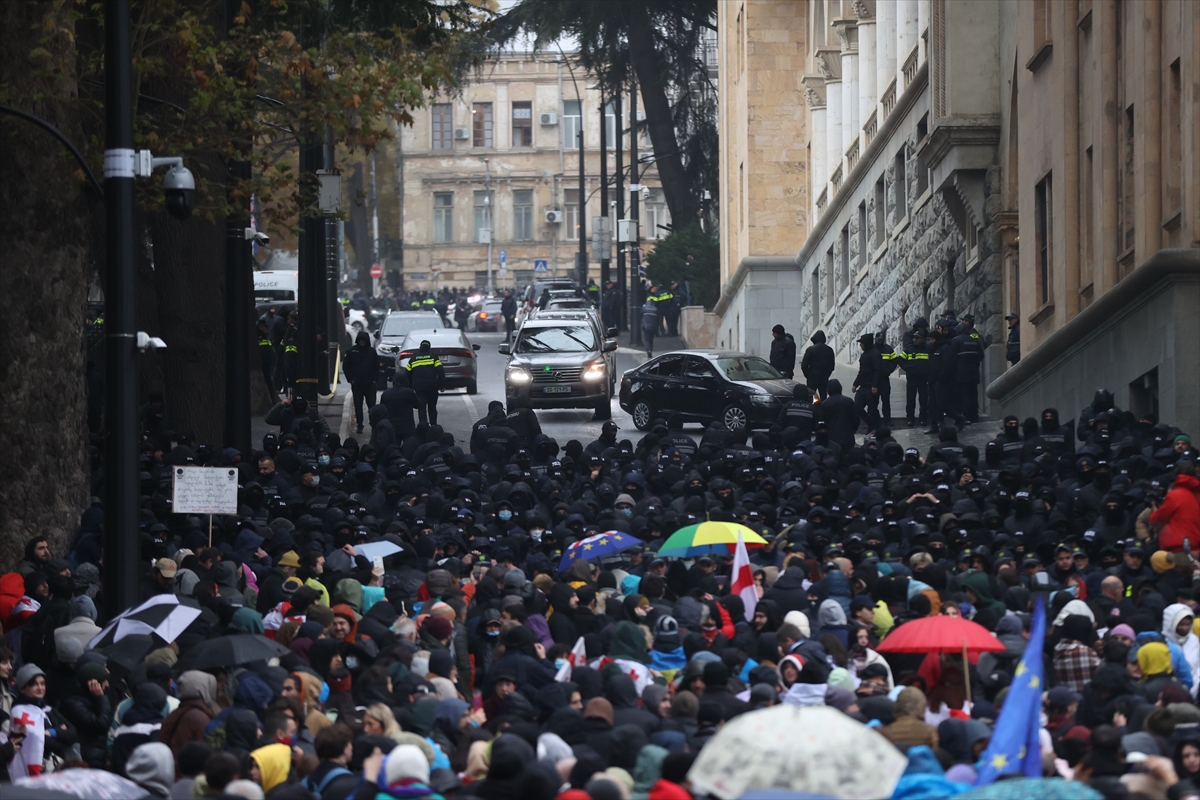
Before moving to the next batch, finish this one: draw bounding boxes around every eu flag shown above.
[973,595,1047,785]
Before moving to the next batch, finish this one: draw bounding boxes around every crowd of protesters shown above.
[1,357,1199,799]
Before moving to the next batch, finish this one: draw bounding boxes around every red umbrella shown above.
[876,615,1004,703]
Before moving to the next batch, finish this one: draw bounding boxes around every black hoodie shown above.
[801,331,835,385]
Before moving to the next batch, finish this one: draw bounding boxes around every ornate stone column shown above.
[816,47,842,188]
[833,18,859,157]
[854,1,877,126]
[803,75,827,219]
[876,0,895,115]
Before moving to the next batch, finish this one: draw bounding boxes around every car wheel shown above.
[593,397,612,420]
[632,399,654,431]
[722,404,748,432]
[466,380,478,395]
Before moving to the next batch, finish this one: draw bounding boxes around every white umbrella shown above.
[88,594,201,649]
[355,541,404,560]
[13,767,148,798]
[687,705,907,800]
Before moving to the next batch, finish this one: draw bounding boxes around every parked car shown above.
[468,298,505,332]
[499,315,618,418]
[619,350,798,432]
[396,328,481,394]
[373,310,443,382]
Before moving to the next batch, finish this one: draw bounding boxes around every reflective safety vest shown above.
[422,298,436,306]
[258,338,272,347]
[406,355,442,371]
[285,345,298,354]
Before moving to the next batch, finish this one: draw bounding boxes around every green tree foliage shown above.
[643,223,718,309]
[491,0,717,227]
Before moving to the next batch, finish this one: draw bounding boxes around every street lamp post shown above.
[483,157,493,294]
[102,0,141,619]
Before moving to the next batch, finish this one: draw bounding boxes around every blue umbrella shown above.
[558,531,639,572]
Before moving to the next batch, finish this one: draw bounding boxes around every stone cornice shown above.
[802,74,827,108]
[815,47,843,81]
[852,0,876,21]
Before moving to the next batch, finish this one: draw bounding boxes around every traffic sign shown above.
[370,264,383,279]
[533,259,549,273]
[499,249,506,264]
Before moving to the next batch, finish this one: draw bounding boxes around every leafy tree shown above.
[491,0,717,227]
[643,223,718,309]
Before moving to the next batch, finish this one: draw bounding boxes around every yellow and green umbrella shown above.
[657,521,768,558]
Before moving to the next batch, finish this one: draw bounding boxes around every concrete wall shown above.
[987,250,1200,435]
[680,306,721,350]
[715,257,805,357]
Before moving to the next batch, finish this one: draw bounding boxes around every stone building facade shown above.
[715,0,1198,432]
[391,52,664,291]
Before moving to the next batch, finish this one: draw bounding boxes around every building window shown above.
[563,188,580,241]
[856,201,867,270]
[1035,173,1052,306]
[1119,105,1134,253]
[644,189,670,239]
[915,115,930,198]
[823,246,835,309]
[472,102,493,148]
[512,189,533,240]
[563,100,581,148]
[605,101,617,149]
[511,101,533,147]
[1166,59,1181,213]
[474,190,492,243]
[433,192,453,243]
[873,176,885,248]
[1034,0,1050,49]
[810,269,820,322]
[839,224,850,291]
[431,103,453,150]
[965,222,980,264]
[1082,146,1094,282]
[892,149,907,223]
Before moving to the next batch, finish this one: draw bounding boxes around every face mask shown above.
[275,733,294,746]
[620,508,632,518]
[318,455,331,467]
[487,629,500,637]
[555,659,567,670]
[498,510,513,522]
[319,682,330,703]
[310,475,320,487]
[530,528,544,541]
[345,655,359,671]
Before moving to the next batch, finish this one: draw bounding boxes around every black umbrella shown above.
[102,633,157,672]
[87,595,201,649]
[183,634,291,670]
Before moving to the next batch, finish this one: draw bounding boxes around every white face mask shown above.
[530,529,544,541]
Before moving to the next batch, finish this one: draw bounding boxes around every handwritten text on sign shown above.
[172,467,239,515]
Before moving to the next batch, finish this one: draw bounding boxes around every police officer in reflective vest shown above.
[875,331,899,427]
[898,328,930,427]
[406,340,446,426]
[257,317,275,396]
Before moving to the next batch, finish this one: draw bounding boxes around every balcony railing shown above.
[902,45,921,90]
[845,138,860,174]
[881,77,897,119]
[830,163,843,196]
[863,109,878,148]
[816,187,829,219]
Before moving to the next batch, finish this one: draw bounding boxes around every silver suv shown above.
[498,313,618,419]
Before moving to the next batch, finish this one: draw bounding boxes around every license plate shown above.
[542,386,572,394]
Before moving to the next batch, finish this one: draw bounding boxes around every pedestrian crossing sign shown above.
[534,259,549,273]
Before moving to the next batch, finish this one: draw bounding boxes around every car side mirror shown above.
[603,340,618,353]
[607,327,618,338]
[498,343,511,355]
[472,343,481,351]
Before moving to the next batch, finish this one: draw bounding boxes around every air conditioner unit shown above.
[539,112,558,126]
[453,127,469,140]
[545,209,563,224]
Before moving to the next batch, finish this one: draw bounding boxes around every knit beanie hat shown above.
[15,663,45,690]
[428,649,455,679]
[385,744,431,785]
[424,616,453,642]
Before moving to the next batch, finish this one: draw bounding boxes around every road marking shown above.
[460,391,480,423]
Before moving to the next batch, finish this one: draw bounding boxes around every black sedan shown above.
[619,350,798,432]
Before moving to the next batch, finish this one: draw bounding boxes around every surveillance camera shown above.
[641,187,651,201]
[137,332,168,351]
[244,228,270,246]
[162,165,196,221]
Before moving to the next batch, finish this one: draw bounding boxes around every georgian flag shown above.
[555,636,589,682]
[731,531,758,622]
[8,704,46,780]
[612,659,654,695]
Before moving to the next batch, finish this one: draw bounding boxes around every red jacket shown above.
[1151,474,1200,552]
[648,780,692,800]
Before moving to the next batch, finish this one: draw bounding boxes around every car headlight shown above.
[750,393,777,405]
[508,368,532,385]
[582,362,607,382]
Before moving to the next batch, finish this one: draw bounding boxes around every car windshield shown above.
[381,316,429,336]
[516,325,597,354]
[482,302,503,312]
[715,356,783,381]
[548,299,589,308]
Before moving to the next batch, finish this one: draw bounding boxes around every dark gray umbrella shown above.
[183,634,290,669]
[102,633,156,671]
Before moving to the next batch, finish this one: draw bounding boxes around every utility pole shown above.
[370,152,380,297]
[102,0,140,619]
[296,14,323,404]
[224,0,252,455]
[484,158,493,294]
[395,125,405,293]
[629,77,643,348]
[615,85,626,332]
[599,89,609,292]
[577,100,587,287]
